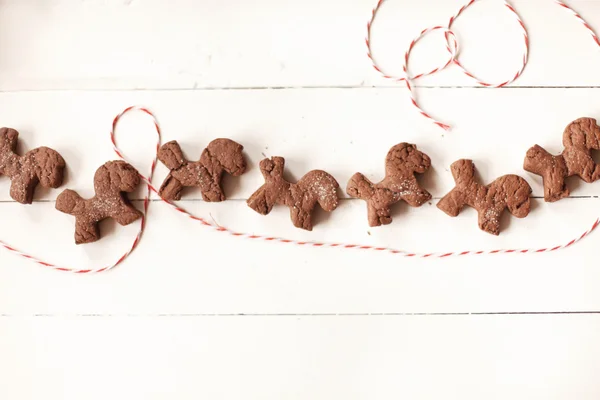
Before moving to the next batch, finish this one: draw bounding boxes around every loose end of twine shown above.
[436,122,452,131]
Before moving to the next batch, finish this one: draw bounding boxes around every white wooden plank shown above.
[1,196,599,315]
[0,0,598,90]
[1,87,600,315]
[0,87,599,203]
[1,315,600,399]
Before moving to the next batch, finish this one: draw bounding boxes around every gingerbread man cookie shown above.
[158,138,246,201]
[247,156,339,230]
[347,143,432,226]
[56,161,143,244]
[438,159,532,235]
[0,127,66,204]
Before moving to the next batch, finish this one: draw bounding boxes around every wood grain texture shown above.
[1,0,600,399]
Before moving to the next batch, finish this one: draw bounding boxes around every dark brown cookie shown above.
[158,138,246,202]
[247,156,339,230]
[55,161,143,244]
[524,117,600,202]
[347,143,432,227]
[0,127,66,204]
[437,159,532,235]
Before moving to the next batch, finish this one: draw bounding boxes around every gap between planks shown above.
[0,86,600,93]
[2,311,600,317]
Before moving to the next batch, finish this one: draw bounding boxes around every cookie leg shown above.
[524,147,569,202]
[158,174,184,201]
[200,184,226,202]
[401,188,432,207]
[112,204,143,226]
[74,219,101,244]
[592,164,600,182]
[367,203,391,227]
[290,207,313,231]
[9,175,37,204]
[477,207,501,236]
[542,172,569,202]
[563,149,597,183]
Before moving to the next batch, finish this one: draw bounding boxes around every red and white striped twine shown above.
[1,106,600,273]
[0,106,160,273]
[555,0,600,47]
[366,0,598,130]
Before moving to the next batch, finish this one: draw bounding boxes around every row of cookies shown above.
[0,118,598,243]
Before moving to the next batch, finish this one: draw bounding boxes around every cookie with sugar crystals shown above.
[56,161,143,244]
[347,142,432,227]
[0,127,66,204]
[158,138,246,201]
[438,159,532,235]
[524,117,600,202]
[247,156,339,230]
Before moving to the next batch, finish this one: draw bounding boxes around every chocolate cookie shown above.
[0,127,66,204]
[347,143,432,226]
[437,159,532,235]
[56,161,143,244]
[247,156,339,230]
[158,138,246,201]
[524,117,600,202]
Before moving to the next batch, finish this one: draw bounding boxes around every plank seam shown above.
[2,311,600,317]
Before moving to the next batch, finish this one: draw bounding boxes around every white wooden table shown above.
[1,1,600,398]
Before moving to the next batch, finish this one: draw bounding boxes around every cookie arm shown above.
[437,188,465,217]
[247,186,273,215]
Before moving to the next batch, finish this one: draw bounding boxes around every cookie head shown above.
[94,160,140,194]
[31,147,66,188]
[206,138,246,177]
[503,175,532,218]
[55,189,81,215]
[386,143,431,175]
[562,117,600,149]
[158,141,186,170]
